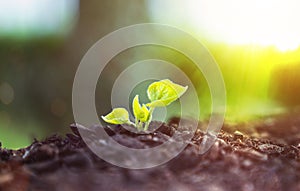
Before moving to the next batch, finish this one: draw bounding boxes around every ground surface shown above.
[0,112,299,191]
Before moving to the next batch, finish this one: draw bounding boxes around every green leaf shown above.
[101,108,130,124]
[147,79,188,107]
[133,95,150,122]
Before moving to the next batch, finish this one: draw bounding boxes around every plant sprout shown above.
[101,79,188,131]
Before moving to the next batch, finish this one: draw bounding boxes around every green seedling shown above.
[101,79,188,131]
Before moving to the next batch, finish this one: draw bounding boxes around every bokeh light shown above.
[0,0,79,39]
[0,82,14,105]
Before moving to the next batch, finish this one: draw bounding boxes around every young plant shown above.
[101,79,188,131]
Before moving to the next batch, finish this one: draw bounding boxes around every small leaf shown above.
[147,79,188,107]
[101,108,130,124]
[133,95,150,122]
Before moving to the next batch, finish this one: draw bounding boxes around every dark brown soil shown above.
[0,113,299,191]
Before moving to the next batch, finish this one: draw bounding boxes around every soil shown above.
[0,112,299,191]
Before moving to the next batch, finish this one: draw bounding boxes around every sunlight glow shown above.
[148,0,300,120]
[0,0,79,38]
[148,0,300,51]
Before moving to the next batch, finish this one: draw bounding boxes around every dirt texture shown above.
[0,113,299,191]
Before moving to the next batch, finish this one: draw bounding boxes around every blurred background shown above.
[1,0,300,148]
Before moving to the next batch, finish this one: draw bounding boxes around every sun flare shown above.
[149,0,300,51]
[188,0,300,51]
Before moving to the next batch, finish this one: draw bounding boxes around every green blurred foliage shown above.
[0,0,149,148]
[1,0,300,149]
